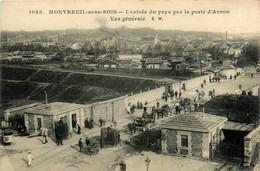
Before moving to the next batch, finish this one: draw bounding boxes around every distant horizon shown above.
[1,26,260,35]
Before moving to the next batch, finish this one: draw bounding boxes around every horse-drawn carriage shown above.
[84,142,99,155]
[142,104,156,122]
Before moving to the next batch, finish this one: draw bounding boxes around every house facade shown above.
[99,59,119,69]
[24,102,85,139]
[161,113,227,159]
[145,57,162,69]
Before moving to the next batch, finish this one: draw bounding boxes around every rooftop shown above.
[222,121,255,132]
[24,102,84,116]
[146,57,162,64]
[161,112,227,133]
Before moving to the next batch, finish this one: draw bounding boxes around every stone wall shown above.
[244,125,260,166]
[161,128,211,159]
[191,132,203,157]
[127,87,165,105]
[166,129,178,154]
[84,96,127,124]
[180,74,214,91]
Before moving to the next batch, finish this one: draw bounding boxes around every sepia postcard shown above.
[0,0,260,171]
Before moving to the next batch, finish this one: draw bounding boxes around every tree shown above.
[245,44,259,64]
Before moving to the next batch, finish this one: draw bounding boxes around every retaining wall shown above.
[244,125,260,166]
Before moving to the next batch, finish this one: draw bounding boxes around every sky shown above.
[1,0,260,34]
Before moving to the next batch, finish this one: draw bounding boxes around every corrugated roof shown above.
[24,102,84,116]
[222,121,255,132]
[161,112,227,133]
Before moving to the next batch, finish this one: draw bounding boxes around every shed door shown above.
[72,114,77,128]
[37,118,42,130]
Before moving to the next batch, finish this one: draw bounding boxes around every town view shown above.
[0,26,260,171]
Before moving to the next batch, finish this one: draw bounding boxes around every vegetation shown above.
[202,94,259,123]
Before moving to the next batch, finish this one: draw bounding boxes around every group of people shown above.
[209,77,220,83]
[162,90,182,102]
[208,89,216,99]
[78,137,91,152]
[78,136,92,152]
[84,118,94,129]
[98,117,107,127]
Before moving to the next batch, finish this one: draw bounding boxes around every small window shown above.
[181,135,188,147]
[104,64,109,68]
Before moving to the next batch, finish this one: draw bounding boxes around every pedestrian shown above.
[85,118,89,128]
[175,106,180,114]
[179,92,182,98]
[156,101,160,108]
[85,137,90,146]
[175,91,178,98]
[201,83,204,89]
[103,119,106,127]
[77,124,81,134]
[203,80,206,85]
[165,95,168,102]
[251,73,254,78]
[239,85,242,90]
[113,120,117,128]
[209,90,212,99]
[99,117,103,127]
[79,138,83,152]
[234,75,236,80]
[27,152,33,167]
[43,131,48,144]
[170,90,174,100]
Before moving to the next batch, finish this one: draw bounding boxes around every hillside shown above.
[1,66,159,108]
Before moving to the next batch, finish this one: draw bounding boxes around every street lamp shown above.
[145,157,151,171]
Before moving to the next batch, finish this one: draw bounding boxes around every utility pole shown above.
[111,101,114,122]
[45,91,48,104]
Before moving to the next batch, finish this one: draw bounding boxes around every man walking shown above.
[43,130,48,144]
[79,138,83,152]
[99,117,103,127]
[27,152,33,167]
